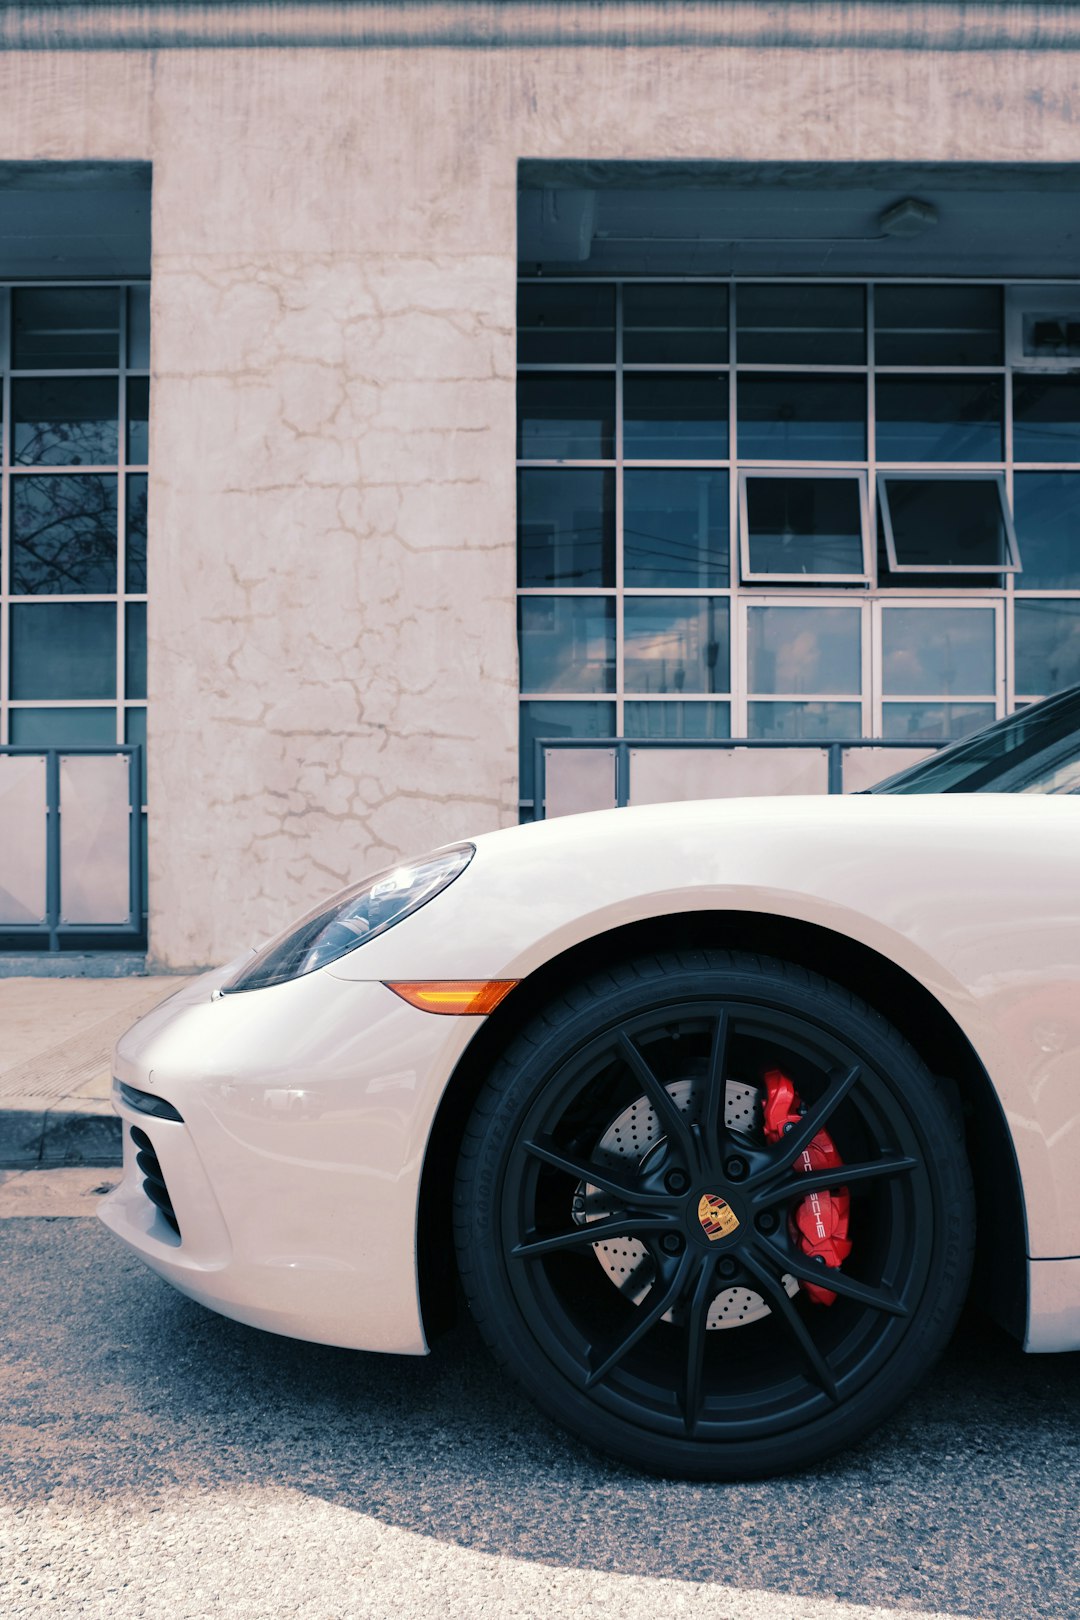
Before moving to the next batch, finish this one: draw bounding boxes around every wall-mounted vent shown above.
[1007,285,1080,370]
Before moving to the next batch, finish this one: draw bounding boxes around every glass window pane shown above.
[623,597,730,694]
[8,707,117,746]
[737,376,865,461]
[127,377,149,464]
[881,702,996,742]
[517,284,614,364]
[12,287,121,370]
[517,374,614,460]
[10,603,116,700]
[876,377,1003,462]
[125,706,148,802]
[623,701,730,739]
[126,473,148,592]
[517,469,613,587]
[1013,378,1080,464]
[12,377,119,466]
[1013,472,1080,588]
[881,607,996,696]
[11,475,118,594]
[623,469,729,587]
[881,477,1012,570]
[748,605,862,694]
[128,286,151,369]
[1015,600,1080,694]
[518,700,614,800]
[744,476,865,577]
[623,284,728,363]
[623,374,728,460]
[518,597,614,693]
[748,701,861,740]
[737,284,864,365]
[125,603,147,700]
[874,285,1002,366]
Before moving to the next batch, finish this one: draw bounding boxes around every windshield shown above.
[870,685,1080,795]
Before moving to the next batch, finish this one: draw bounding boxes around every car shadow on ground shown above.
[4,1223,1079,1619]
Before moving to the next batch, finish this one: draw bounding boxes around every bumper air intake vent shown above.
[130,1125,180,1238]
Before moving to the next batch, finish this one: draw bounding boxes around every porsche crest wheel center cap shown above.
[697,1191,741,1242]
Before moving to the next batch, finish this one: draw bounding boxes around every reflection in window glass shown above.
[737,376,865,461]
[623,373,728,460]
[8,707,117,746]
[748,606,861,694]
[1013,472,1080,588]
[1013,377,1080,464]
[737,284,864,365]
[881,702,996,742]
[876,377,1003,462]
[1015,599,1080,694]
[518,597,615,693]
[125,603,147,700]
[126,474,148,592]
[11,475,118,594]
[748,701,861,740]
[517,374,614,460]
[743,476,865,577]
[881,607,996,695]
[623,284,728,363]
[127,377,149,464]
[12,287,121,370]
[518,470,614,586]
[624,701,730,738]
[623,598,730,694]
[880,477,1013,570]
[623,469,729,587]
[10,603,116,699]
[518,700,614,801]
[874,285,1002,366]
[517,284,614,364]
[12,378,119,466]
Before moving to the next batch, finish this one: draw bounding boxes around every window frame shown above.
[877,470,1021,576]
[738,467,871,585]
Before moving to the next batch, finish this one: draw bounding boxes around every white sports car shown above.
[103,692,1080,1479]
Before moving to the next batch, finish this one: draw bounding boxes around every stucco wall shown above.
[4,29,1080,965]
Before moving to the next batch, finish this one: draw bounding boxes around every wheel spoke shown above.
[766,1244,909,1317]
[585,1248,696,1388]
[616,1031,696,1164]
[753,1154,919,1208]
[511,1212,677,1260]
[741,1250,839,1403]
[521,1137,674,1209]
[681,1255,718,1434]
[753,1063,862,1179]
[699,1010,730,1166]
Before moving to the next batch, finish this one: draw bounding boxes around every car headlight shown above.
[221,844,474,993]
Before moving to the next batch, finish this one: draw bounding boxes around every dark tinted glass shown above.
[126,474,148,591]
[125,705,148,801]
[874,285,1002,366]
[1013,472,1080,588]
[1014,377,1080,463]
[127,377,149,463]
[737,376,865,461]
[517,469,614,586]
[623,468,729,586]
[8,707,116,746]
[1015,600,1080,695]
[125,602,147,699]
[10,603,116,699]
[518,700,615,801]
[744,476,864,576]
[876,377,1003,462]
[517,284,614,364]
[11,475,118,594]
[128,286,151,368]
[518,596,615,693]
[623,373,728,459]
[12,287,121,369]
[623,597,730,694]
[12,377,118,466]
[623,284,728,363]
[747,701,861,740]
[517,374,614,459]
[623,700,730,739]
[738,284,864,364]
[881,477,1011,569]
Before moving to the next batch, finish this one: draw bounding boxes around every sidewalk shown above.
[0,976,193,1171]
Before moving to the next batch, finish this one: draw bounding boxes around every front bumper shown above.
[99,967,480,1354]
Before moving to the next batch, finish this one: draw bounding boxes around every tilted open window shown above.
[739,470,871,584]
[877,473,1020,575]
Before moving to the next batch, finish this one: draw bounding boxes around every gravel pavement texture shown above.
[2,1208,1078,1620]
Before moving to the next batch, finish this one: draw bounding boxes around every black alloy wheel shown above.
[454,951,975,1479]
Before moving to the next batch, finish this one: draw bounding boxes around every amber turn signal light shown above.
[385,980,518,1015]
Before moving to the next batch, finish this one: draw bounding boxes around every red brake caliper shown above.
[761,1068,852,1306]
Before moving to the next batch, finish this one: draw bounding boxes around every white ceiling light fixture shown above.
[879,197,939,238]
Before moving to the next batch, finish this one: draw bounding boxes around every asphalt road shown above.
[2,1214,1078,1620]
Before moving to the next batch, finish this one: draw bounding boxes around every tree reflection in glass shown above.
[11,475,118,594]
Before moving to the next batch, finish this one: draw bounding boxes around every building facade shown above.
[2,2,1080,967]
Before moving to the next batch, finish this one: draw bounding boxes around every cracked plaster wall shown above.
[4,40,1080,964]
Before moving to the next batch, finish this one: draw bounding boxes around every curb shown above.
[0,1101,122,1170]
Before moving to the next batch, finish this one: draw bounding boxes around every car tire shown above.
[453,950,975,1479]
